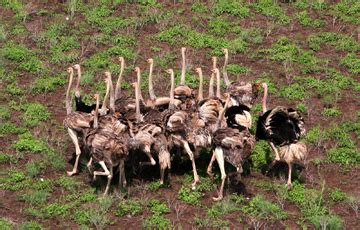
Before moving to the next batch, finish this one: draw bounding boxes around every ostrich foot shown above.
[207,170,213,179]
[191,176,200,190]
[67,170,77,176]
[286,182,293,189]
[212,195,223,201]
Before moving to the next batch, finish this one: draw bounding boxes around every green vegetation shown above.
[251,140,273,172]
[213,0,250,17]
[12,132,48,153]
[296,11,325,28]
[254,0,290,24]
[329,189,347,202]
[242,195,287,220]
[20,103,50,127]
[308,32,360,52]
[32,76,66,93]
[340,53,360,74]
[177,186,202,205]
[115,199,143,217]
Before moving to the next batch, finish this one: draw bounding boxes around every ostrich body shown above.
[208,95,255,201]
[256,83,307,187]
[165,68,200,188]
[85,94,129,195]
[63,67,94,176]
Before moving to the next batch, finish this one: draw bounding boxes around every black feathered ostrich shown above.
[208,93,255,201]
[256,83,307,188]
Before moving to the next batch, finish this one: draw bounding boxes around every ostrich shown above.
[86,93,129,195]
[73,64,97,113]
[165,68,200,188]
[209,94,256,201]
[63,67,94,176]
[256,83,307,187]
[197,68,224,133]
[221,48,231,87]
[174,47,193,103]
[114,57,125,101]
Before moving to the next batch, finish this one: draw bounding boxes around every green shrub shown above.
[142,214,172,229]
[26,160,45,177]
[148,199,170,215]
[19,190,49,205]
[330,1,360,24]
[322,108,342,117]
[254,0,289,24]
[191,2,208,13]
[17,221,44,230]
[327,147,360,165]
[32,76,66,93]
[308,32,360,52]
[21,103,50,127]
[295,11,325,28]
[309,214,343,230]
[0,218,12,230]
[42,203,72,218]
[213,0,250,17]
[340,53,360,74]
[57,175,81,191]
[6,82,23,96]
[115,199,143,217]
[2,41,30,62]
[207,197,240,217]
[0,107,10,121]
[329,189,347,202]
[177,186,202,205]
[305,125,325,145]
[227,64,249,75]
[12,132,48,153]
[251,140,273,172]
[280,83,307,101]
[242,195,287,220]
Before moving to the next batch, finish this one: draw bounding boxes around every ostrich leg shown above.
[213,147,226,201]
[86,157,93,174]
[269,141,280,161]
[93,161,111,196]
[286,161,293,189]
[139,145,156,166]
[207,152,216,178]
[67,128,81,176]
[182,140,199,189]
[119,160,127,188]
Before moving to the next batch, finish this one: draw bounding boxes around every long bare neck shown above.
[223,52,230,86]
[215,69,221,98]
[94,96,99,128]
[262,83,268,114]
[209,72,215,98]
[197,70,203,101]
[137,70,144,101]
[169,71,175,109]
[101,78,110,111]
[134,83,141,122]
[115,59,124,100]
[75,67,81,95]
[148,62,156,100]
[216,96,230,129]
[66,70,74,115]
[108,74,115,113]
[212,57,217,70]
[180,49,186,85]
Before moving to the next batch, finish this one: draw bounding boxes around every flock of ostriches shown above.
[63,47,307,201]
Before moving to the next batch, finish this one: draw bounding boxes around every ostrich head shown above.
[67,66,73,73]
[73,64,80,70]
[221,48,228,55]
[165,69,173,75]
[104,71,111,79]
[119,56,124,63]
[147,58,153,64]
[195,67,202,74]
[181,47,186,53]
[134,66,140,73]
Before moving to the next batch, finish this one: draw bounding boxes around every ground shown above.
[0,0,359,229]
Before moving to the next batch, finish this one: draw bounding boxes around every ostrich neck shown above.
[94,96,99,128]
[134,84,141,122]
[213,58,217,70]
[180,51,186,85]
[137,70,144,101]
[216,70,221,98]
[101,78,110,111]
[115,61,124,100]
[75,67,81,94]
[209,72,215,98]
[169,72,175,109]
[66,71,74,115]
[222,53,230,86]
[109,75,115,113]
[148,63,156,100]
[262,84,268,114]
[216,96,230,129]
[197,71,203,101]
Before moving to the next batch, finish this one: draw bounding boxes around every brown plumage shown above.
[63,66,94,176]
[226,82,262,109]
[207,94,255,201]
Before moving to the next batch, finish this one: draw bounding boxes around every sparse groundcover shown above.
[0,1,359,229]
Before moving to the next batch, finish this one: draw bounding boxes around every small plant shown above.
[305,125,325,146]
[212,0,250,18]
[0,107,10,121]
[322,108,342,117]
[19,190,49,205]
[177,186,202,205]
[42,203,72,218]
[207,197,240,217]
[0,218,12,230]
[115,199,143,217]
[254,0,289,24]
[57,175,81,191]
[142,214,172,229]
[26,160,45,177]
[340,53,360,74]
[327,147,360,165]
[31,76,66,93]
[309,214,343,230]
[21,103,50,127]
[251,140,273,172]
[17,221,44,230]
[280,83,307,101]
[329,189,347,202]
[12,132,48,153]
[227,64,249,75]
[242,195,288,220]
[346,195,359,217]
[295,11,325,28]
[148,199,171,215]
